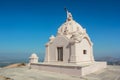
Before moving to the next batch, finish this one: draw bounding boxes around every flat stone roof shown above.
[31,62,105,68]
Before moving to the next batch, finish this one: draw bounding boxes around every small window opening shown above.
[83,50,87,54]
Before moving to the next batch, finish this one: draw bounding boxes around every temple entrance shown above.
[57,47,63,61]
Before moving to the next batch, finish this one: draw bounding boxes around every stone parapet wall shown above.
[30,62,107,76]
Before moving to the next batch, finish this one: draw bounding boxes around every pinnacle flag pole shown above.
[64,7,69,18]
[64,7,67,12]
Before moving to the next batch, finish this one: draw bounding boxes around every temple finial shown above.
[64,7,73,21]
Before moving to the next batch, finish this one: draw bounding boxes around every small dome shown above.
[49,35,55,41]
[29,53,38,58]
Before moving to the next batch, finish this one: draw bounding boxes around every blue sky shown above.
[0,0,120,60]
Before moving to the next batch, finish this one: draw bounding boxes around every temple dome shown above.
[57,20,84,35]
[29,53,38,59]
[57,10,85,38]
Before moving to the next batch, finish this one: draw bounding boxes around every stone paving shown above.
[0,65,120,80]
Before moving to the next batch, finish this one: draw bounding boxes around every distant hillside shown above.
[0,58,28,67]
[4,63,26,68]
[0,57,43,67]
[96,56,120,65]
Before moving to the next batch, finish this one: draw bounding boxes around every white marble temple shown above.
[45,10,94,64]
[30,9,107,76]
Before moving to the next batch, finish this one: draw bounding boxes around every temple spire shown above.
[64,8,73,21]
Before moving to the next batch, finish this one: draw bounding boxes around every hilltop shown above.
[0,64,120,80]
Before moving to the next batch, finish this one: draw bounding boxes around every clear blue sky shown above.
[0,0,120,59]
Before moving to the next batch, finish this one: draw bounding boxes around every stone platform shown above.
[30,62,107,76]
